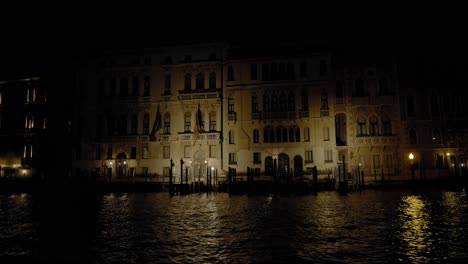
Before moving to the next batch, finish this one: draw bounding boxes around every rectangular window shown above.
[304,127,310,142]
[163,167,169,180]
[142,145,149,159]
[131,147,137,159]
[229,130,234,144]
[132,76,139,96]
[250,64,258,80]
[107,146,113,159]
[209,145,217,158]
[324,150,333,163]
[95,147,102,160]
[323,127,329,141]
[305,150,313,163]
[163,146,170,159]
[253,152,261,164]
[252,96,258,113]
[229,153,237,164]
[228,97,234,114]
[184,145,192,158]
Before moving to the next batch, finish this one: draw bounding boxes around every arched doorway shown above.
[278,153,290,183]
[294,155,303,180]
[116,152,127,179]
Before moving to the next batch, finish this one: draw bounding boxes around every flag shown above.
[193,103,206,145]
[149,104,162,141]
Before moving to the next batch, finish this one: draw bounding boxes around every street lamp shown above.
[409,153,415,183]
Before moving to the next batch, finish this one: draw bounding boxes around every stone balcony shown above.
[355,135,397,146]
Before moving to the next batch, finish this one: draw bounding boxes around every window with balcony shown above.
[357,116,367,137]
[209,111,216,131]
[381,114,392,136]
[185,74,192,91]
[369,115,379,136]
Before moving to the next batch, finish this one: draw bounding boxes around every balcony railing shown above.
[261,111,296,120]
[320,108,329,117]
[355,135,397,146]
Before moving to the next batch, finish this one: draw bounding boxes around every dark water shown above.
[1,190,468,263]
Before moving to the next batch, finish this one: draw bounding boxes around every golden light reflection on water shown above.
[398,195,433,263]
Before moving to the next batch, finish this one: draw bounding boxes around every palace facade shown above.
[70,42,468,184]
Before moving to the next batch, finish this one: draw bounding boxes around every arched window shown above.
[289,127,295,142]
[264,127,270,143]
[209,72,216,89]
[209,111,216,131]
[433,128,441,144]
[357,116,367,137]
[369,115,379,136]
[282,127,288,142]
[295,127,300,142]
[184,73,191,91]
[143,113,149,134]
[381,114,392,136]
[276,127,282,142]
[263,94,270,112]
[196,72,204,90]
[164,113,171,134]
[184,112,191,132]
[253,129,259,143]
[409,128,417,144]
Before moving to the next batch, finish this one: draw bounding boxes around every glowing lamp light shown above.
[211,167,214,171]
[409,153,414,160]
[123,161,127,165]
[109,162,113,166]
[446,152,450,156]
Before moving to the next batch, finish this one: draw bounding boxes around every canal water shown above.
[1,189,467,263]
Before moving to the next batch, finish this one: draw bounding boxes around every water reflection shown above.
[398,195,433,263]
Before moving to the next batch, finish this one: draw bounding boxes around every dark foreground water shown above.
[1,190,468,263]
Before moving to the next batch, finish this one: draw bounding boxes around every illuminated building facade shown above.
[71,42,468,184]
[0,77,47,178]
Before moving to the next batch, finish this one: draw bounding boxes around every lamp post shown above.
[409,153,415,184]
[447,152,451,178]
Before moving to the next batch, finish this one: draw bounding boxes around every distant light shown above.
[211,167,214,171]
[409,153,414,160]
[446,152,450,156]
[204,160,207,164]
[358,163,362,167]
[22,169,27,175]
[123,161,127,165]
[432,137,436,140]
[109,162,113,165]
